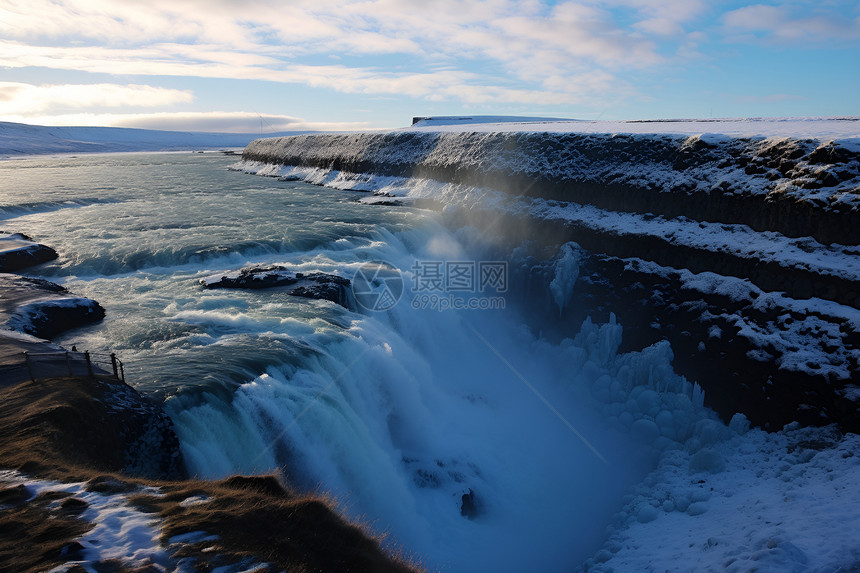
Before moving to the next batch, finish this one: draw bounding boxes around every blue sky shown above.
[0,0,858,132]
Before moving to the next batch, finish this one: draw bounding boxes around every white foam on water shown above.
[166,221,720,573]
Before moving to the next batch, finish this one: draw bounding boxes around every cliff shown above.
[244,130,860,245]
[241,125,860,433]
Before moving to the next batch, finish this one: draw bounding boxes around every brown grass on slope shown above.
[0,376,425,573]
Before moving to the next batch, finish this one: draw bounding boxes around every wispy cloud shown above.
[0,111,371,132]
[0,0,683,108]
[0,81,193,115]
[722,4,860,43]
[0,41,627,108]
[109,111,372,132]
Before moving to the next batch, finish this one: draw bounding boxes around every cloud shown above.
[0,42,627,108]
[0,82,193,115]
[722,4,860,43]
[7,0,851,121]
[0,111,372,132]
[109,111,373,132]
[0,0,683,109]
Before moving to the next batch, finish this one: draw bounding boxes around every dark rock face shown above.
[511,249,860,434]
[460,488,479,519]
[95,378,186,479]
[201,265,352,307]
[0,232,58,272]
[0,234,103,340]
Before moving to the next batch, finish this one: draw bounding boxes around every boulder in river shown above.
[0,274,105,339]
[200,265,352,307]
[0,232,58,272]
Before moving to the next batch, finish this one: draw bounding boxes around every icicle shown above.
[549,242,582,316]
[691,381,706,409]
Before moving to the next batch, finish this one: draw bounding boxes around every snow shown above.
[5,296,101,334]
[408,115,860,141]
[3,116,856,570]
[0,470,170,571]
[168,530,218,544]
[623,258,860,380]
[0,471,273,571]
[581,425,860,573]
[531,200,860,282]
[0,121,302,157]
[7,399,800,573]
[5,116,860,159]
[411,115,576,127]
[244,116,860,217]
[199,267,298,287]
[0,232,41,254]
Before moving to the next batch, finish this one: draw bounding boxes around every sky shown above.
[0,0,858,132]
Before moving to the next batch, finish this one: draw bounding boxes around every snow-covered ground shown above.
[407,116,860,144]
[0,121,303,156]
[0,470,171,571]
[583,423,860,573]
[5,117,859,158]
[245,119,860,219]
[0,470,272,572]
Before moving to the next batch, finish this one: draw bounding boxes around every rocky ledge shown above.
[0,375,184,480]
[200,265,352,307]
[513,246,860,433]
[0,274,105,339]
[0,231,58,271]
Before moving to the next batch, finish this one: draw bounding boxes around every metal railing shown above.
[21,350,125,383]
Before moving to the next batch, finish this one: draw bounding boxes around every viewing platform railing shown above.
[20,350,125,383]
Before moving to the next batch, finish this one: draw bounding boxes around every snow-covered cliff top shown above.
[407,116,860,146]
[243,121,860,247]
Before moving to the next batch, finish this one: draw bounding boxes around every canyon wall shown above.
[242,130,860,432]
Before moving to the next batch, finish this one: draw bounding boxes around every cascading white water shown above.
[1,152,725,573]
[163,223,717,572]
